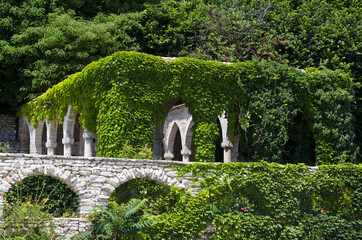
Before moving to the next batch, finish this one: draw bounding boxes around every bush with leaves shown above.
[110,179,183,215]
[0,201,56,240]
[73,199,152,240]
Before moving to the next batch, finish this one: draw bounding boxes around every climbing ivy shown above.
[21,51,359,164]
[148,162,362,240]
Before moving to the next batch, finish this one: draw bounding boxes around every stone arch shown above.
[164,121,182,160]
[0,165,85,217]
[153,98,183,159]
[98,168,185,207]
[28,118,45,155]
[18,116,29,154]
[41,123,47,155]
[182,119,195,162]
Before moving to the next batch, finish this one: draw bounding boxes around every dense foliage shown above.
[73,199,152,240]
[23,51,358,164]
[71,162,361,239]
[110,179,182,214]
[147,162,362,239]
[2,0,360,159]
[4,175,78,217]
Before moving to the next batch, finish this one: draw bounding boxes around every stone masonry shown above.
[0,114,21,153]
[0,153,197,239]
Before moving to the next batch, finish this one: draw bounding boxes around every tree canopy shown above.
[1,0,361,155]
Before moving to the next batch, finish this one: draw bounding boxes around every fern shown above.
[123,198,147,219]
[85,198,153,239]
[71,231,92,240]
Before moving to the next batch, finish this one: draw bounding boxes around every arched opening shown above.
[4,175,79,217]
[214,120,224,162]
[284,112,316,166]
[110,179,181,214]
[19,116,29,154]
[41,124,47,155]
[163,101,193,161]
[173,128,182,161]
[55,123,64,155]
[73,114,83,156]
[164,121,182,160]
[184,121,196,162]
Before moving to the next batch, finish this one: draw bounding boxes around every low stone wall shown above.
[54,218,90,239]
[0,154,202,238]
[0,154,198,218]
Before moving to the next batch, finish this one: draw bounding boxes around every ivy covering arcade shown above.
[22,51,358,165]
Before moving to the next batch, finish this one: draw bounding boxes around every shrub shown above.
[0,201,56,240]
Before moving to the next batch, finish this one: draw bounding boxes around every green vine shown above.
[21,51,358,164]
[158,162,362,240]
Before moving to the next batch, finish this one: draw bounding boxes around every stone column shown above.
[181,147,191,162]
[83,129,95,157]
[62,137,74,156]
[221,140,233,163]
[45,119,58,155]
[28,119,45,155]
[63,105,75,157]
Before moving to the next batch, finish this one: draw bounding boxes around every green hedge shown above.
[22,51,359,164]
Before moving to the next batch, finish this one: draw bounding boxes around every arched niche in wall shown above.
[18,116,29,154]
[214,119,224,163]
[1,174,79,217]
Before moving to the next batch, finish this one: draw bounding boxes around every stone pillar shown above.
[45,119,58,155]
[153,129,164,159]
[63,106,75,157]
[221,140,233,163]
[28,119,45,155]
[181,147,191,162]
[83,129,95,157]
[62,137,74,156]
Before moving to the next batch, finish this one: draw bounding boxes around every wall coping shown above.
[0,153,320,171]
[0,153,192,166]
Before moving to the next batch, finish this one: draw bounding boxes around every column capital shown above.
[83,130,95,140]
[221,140,233,149]
[164,151,174,160]
[62,137,74,145]
[45,141,57,149]
[181,148,191,156]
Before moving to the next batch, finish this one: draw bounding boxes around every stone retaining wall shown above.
[53,218,90,239]
[0,154,197,217]
[0,153,200,238]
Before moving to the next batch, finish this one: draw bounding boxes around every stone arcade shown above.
[0,102,240,238]
[0,153,197,238]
